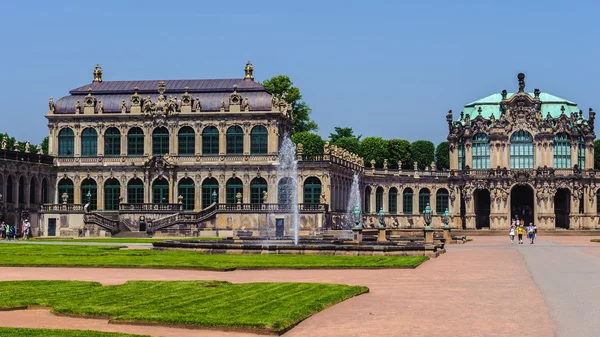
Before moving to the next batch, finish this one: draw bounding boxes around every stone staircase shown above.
[112,221,149,238]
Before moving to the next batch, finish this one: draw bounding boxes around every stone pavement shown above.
[0,236,598,336]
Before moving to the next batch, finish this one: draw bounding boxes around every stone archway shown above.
[554,188,570,229]
[511,185,534,225]
[474,189,490,229]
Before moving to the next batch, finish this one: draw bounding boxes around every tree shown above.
[359,137,389,168]
[292,132,324,155]
[40,136,49,154]
[595,139,600,170]
[330,126,361,154]
[435,141,450,170]
[261,75,318,133]
[411,140,435,170]
[387,139,411,169]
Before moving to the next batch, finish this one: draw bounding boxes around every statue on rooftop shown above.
[75,101,81,114]
[24,141,30,153]
[97,100,103,114]
[195,97,201,112]
[1,138,6,150]
[48,97,55,113]
[121,100,127,113]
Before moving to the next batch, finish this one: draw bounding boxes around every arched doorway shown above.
[554,188,570,229]
[511,185,534,225]
[474,189,490,229]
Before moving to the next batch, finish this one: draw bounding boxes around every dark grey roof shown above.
[69,79,264,95]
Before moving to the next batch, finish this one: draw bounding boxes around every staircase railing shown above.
[83,213,120,234]
[150,203,218,231]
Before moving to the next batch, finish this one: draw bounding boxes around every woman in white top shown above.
[509,220,516,244]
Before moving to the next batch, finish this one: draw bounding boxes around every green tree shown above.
[261,75,318,133]
[330,127,361,143]
[40,136,49,154]
[359,137,389,168]
[595,139,600,170]
[387,139,411,169]
[411,140,435,170]
[292,132,324,155]
[435,141,450,170]
[329,126,362,154]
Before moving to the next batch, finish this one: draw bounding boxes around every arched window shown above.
[419,188,431,214]
[250,177,268,205]
[81,178,97,210]
[104,178,121,211]
[202,178,219,208]
[472,133,490,169]
[277,177,294,205]
[152,178,169,204]
[58,128,74,157]
[127,127,144,156]
[303,177,322,205]
[510,131,534,169]
[178,126,195,156]
[226,126,244,155]
[104,127,121,157]
[226,178,244,204]
[29,178,36,204]
[578,136,586,168]
[127,178,144,204]
[553,133,571,169]
[178,178,195,211]
[436,188,449,214]
[57,178,73,204]
[364,186,371,213]
[375,187,384,213]
[81,128,98,157]
[5,176,13,203]
[18,176,25,204]
[152,127,169,156]
[41,178,49,204]
[457,137,465,170]
[388,187,398,214]
[403,188,413,214]
[596,190,600,215]
[202,126,219,155]
[250,125,268,154]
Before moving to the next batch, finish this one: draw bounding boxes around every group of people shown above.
[508,219,537,244]
[0,219,31,241]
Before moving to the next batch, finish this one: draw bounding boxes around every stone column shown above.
[464,193,476,229]
[449,142,458,170]
[74,130,81,157]
[383,188,389,213]
[464,139,473,168]
[370,188,376,214]
[195,181,201,211]
[120,131,127,156]
[219,183,226,204]
[171,128,177,156]
[219,129,226,155]
[243,129,250,155]
[243,180,250,204]
[571,142,578,169]
[168,175,174,204]
[24,179,31,209]
[195,130,202,156]
[97,132,104,156]
[144,128,151,156]
[268,124,278,155]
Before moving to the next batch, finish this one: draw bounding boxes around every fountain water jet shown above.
[344,175,361,229]
[277,134,299,244]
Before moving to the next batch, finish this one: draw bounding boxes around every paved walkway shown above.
[0,236,598,336]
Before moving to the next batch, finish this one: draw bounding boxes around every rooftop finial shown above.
[93,64,103,83]
[517,73,525,92]
[244,60,254,81]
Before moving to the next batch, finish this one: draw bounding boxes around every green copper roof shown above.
[462,92,579,120]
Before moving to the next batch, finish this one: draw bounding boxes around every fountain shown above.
[277,134,299,244]
[344,175,361,229]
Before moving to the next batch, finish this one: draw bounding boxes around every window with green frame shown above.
[250,178,268,205]
[127,179,144,204]
[596,190,600,214]
[388,188,398,214]
[42,178,49,204]
[226,126,244,155]
[578,136,586,168]
[202,126,219,155]
[152,178,169,204]
[201,178,219,208]
[472,133,490,169]
[403,188,413,214]
[250,125,268,154]
[178,178,195,211]
[152,127,169,156]
[553,133,571,169]
[510,131,534,169]
[104,127,121,157]
[457,138,464,170]
[418,188,431,214]
[81,128,98,157]
[277,177,294,205]
[127,127,144,156]
[375,187,384,213]
[226,178,243,204]
[436,189,449,214]
[364,187,371,213]
[58,128,74,157]
[303,177,321,205]
[104,178,121,211]
[57,178,74,204]
[80,179,97,211]
[178,126,195,156]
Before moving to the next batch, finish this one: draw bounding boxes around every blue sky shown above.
[1,0,599,145]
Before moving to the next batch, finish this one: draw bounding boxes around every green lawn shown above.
[0,327,148,337]
[0,280,367,333]
[592,239,600,243]
[33,237,221,243]
[0,244,428,270]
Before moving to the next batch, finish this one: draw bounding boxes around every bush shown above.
[411,140,435,170]
[292,132,324,155]
[359,137,389,168]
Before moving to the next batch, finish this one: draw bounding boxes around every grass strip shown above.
[0,244,428,270]
[0,280,368,333]
[0,327,148,337]
[591,239,600,243]
[32,237,221,243]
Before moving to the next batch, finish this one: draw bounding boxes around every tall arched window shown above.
[104,127,121,157]
[178,126,195,156]
[364,186,371,213]
[596,190,600,215]
[418,188,431,214]
[226,178,244,204]
[152,178,169,204]
[18,176,25,204]
[578,136,586,168]
[457,137,465,170]
[202,126,219,155]
[127,127,144,156]
[278,177,294,205]
[303,177,322,205]
[375,187,384,212]
[472,133,490,169]
[250,177,268,205]
[41,178,49,204]
[226,126,244,155]
[178,178,195,211]
[152,127,169,156]
[553,133,571,169]
[58,128,74,157]
[436,188,449,214]
[81,178,97,210]
[57,178,73,204]
[202,178,219,208]
[81,128,98,157]
[29,177,36,204]
[403,188,413,214]
[388,187,398,214]
[250,125,268,154]
[510,131,534,169]
[127,178,144,204]
[104,178,121,211]
[5,176,13,203]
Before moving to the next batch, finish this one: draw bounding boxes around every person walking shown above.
[527,223,535,244]
[9,223,16,241]
[23,220,31,240]
[0,221,5,240]
[517,224,524,244]
[509,221,516,244]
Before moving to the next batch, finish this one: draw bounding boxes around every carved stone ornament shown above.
[181,87,192,107]
[130,87,141,107]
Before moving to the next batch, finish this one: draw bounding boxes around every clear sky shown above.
[1,0,599,145]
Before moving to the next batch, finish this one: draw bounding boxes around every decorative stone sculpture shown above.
[296,143,303,154]
[220,99,226,112]
[48,97,55,113]
[398,160,402,170]
[13,142,19,151]
[178,195,183,204]
[61,192,68,204]
[430,162,436,171]
[262,190,268,203]
[75,101,81,114]
[195,97,201,112]
[370,159,376,169]
[36,145,43,154]
[414,161,418,171]
[271,95,278,110]
[24,141,30,153]
[323,141,330,154]
[97,100,103,114]
[236,192,242,204]
[1,138,6,150]
[383,159,388,170]
[121,100,127,113]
